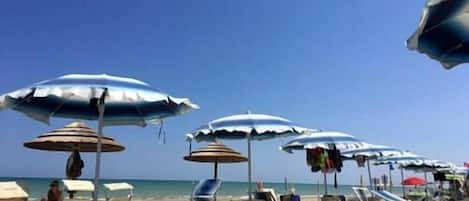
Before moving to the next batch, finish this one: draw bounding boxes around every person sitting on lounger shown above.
[47,180,63,201]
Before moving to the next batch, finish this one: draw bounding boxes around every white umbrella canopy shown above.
[341,143,405,190]
[186,112,312,200]
[341,143,403,159]
[280,131,367,195]
[0,74,198,201]
[280,131,366,153]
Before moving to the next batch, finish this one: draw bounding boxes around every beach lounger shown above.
[191,179,222,201]
[254,188,279,201]
[352,187,370,201]
[62,179,94,201]
[103,182,134,201]
[0,181,28,201]
[370,190,407,201]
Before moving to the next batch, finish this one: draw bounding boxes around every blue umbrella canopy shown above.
[341,143,403,160]
[0,74,198,201]
[341,143,404,190]
[374,152,452,171]
[0,74,198,126]
[374,152,427,166]
[186,112,311,201]
[407,0,469,69]
[186,113,312,141]
[280,131,365,153]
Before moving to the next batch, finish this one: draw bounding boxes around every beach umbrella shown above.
[24,121,125,185]
[374,152,426,197]
[281,131,364,153]
[24,121,125,152]
[184,142,247,179]
[402,177,426,186]
[0,74,198,201]
[186,112,311,200]
[375,152,451,197]
[407,0,469,69]
[341,143,403,190]
[281,131,366,195]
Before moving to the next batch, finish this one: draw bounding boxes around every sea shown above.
[0,177,405,200]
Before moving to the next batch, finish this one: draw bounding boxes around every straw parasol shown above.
[184,142,247,179]
[24,121,125,152]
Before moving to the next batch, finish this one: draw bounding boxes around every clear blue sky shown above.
[1,0,468,185]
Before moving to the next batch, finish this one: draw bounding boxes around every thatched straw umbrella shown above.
[24,121,124,152]
[184,142,247,179]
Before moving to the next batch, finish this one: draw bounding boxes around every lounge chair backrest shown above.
[370,190,406,201]
[192,179,222,198]
[0,181,28,201]
[103,182,134,201]
[352,187,369,201]
[62,179,94,192]
[261,188,278,201]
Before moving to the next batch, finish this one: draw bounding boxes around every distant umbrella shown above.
[407,0,469,69]
[375,152,451,196]
[402,177,426,186]
[1,74,197,201]
[24,121,125,152]
[187,112,311,200]
[24,121,124,180]
[281,131,366,195]
[341,143,403,191]
[281,131,365,153]
[184,142,247,179]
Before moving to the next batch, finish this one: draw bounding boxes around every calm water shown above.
[1,177,405,200]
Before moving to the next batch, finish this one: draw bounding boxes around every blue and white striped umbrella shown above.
[375,152,452,172]
[341,143,403,159]
[374,152,427,166]
[280,131,366,195]
[187,113,311,141]
[187,112,312,200]
[0,74,198,201]
[375,152,452,195]
[341,143,404,190]
[0,74,198,126]
[280,131,366,153]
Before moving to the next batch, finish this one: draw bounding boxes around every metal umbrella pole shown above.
[93,90,106,201]
[247,132,252,201]
[367,159,373,190]
[389,165,393,192]
[324,173,328,195]
[401,168,405,198]
[424,172,428,199]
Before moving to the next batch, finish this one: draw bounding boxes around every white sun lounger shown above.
[0,181,28,201]
[103,182,134,201]
[370,190,407,201]
[62,179,95,200]
[352,187,370,201]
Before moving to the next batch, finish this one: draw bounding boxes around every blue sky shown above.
[1,0,469,185]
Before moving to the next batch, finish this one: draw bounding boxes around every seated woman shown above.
[47,180,63,201]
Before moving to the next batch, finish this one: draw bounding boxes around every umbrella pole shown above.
[214,162,218,179]
[389,165,393,192]
[247,132,252,201]
[367,159,373,190]
[324,173,328,195]
[401,167,405,198]
[424,172,428,198]
[93,102,105,201]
